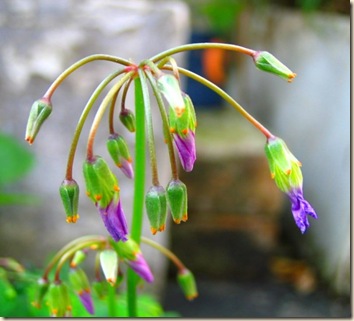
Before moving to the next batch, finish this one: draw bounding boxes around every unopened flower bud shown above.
[145,185,167,235]
[70,250,87,268]
[92,280,109,299]
[0,268,17,300]
[31,277,49,309]
[46,282,72,317]
[166,179,188,224]
[59,179,80,223]
[25,97,52,144]
[157,74,185,117]
[177,268,198,301]
[100,249,118,286]
[253,51,296,82]
[107,133,134,179]
[119,108,136,132]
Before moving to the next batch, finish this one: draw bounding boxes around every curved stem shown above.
[108,88,121,135]
[141,236,186,272]
[65,69,125,179]
[86,71,134,160]
[150,42,255,64]
[166,65,274,139]
[43,55,133,100]
[144,69,179,180]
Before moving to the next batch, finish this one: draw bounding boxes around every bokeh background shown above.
[0,0,350,317]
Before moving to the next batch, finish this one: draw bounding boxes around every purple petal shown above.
[288,189,318,233]
[173,131,196,172]
[127,253,154,283]
[78,290,94,315]
[98,198,128,242]
[118,159,134,179]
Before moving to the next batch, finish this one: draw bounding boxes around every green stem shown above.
[127,75,147,317]
[107,284,117,317]
[65,69,125,179]
[150,42,255,64]
[168,66,274,139]
[43,55,132,99]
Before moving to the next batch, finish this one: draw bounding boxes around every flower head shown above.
[265,136,317,233]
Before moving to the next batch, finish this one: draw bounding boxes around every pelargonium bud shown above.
[106,133,134,179]
[31,277,49,309]
[145,185,167,235]
[68,268,94,315]
[177,268,198,301]
[252,51,296,82]
[265,136,317,233]
[166,179,188,224]
[157,73,185,117]
[100,249,118,286]
[59,179,80,223]
[119,108,136,132]
[46,282,72,317]
[25,97,52,144]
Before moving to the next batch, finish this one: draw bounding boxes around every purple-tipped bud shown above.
[119,108,136,132]
[25,97,52,145]
[100,249,118,286]
[59,179,80,223]
[252,51,296,82]
[68,268,94,315]
[46,281,72,317]
[31,277,49,309]
[145,185,167,235]
[115,238,154,283]
[107,133,134,179]
[177,268,198,301]
[166,179,188,224]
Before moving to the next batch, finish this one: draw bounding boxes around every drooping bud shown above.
[166,179,188,224]
[46,282,72,317]
[0,267,17,300]
[145,185,167,235]
[157,74,185,117]
[107,133,134,179]
[25,97,52,144]
[91,280,109,299]
[31,277,49,309]
[100,249,118,286]
[70,250,87,268]
[114,238,154,283]
[119,108,136,132]
[177,268,198,301]
[59,179,80,223]
[68,268,94,315]
[252,51,296,82]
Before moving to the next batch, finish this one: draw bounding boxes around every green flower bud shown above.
[25,97,52,144]
[119,108,136,132]
[145,185,167,235]
[68,268,90,293]
[252,51,296,82]
[157,74,185,117]
[114,238,139,261]
[177,268,198,301]
[100,249,118,286]
[92,280,109,299]
[166,179,188,224]
[31,277,49,309]
[47,282,71,317]
[59,179,80,223]
[107,133,134,179]
[70,250,86,268]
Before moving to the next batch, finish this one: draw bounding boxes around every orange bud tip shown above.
[69,263,76,268]
[158,224,166,232]
[25,136,34,145]
[174,219,181,224]
[271,173,275,179]
[285,169,291,175]
[287,73,297,83]
[170,127,176,133]
[182,213,188,222]
[95,194,102,201]
[114,185,120,192]
[151,227,158,235]
[187,293,199,301]
[107,278,116,286]
[182,129,188,135]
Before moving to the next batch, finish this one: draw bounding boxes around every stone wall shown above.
[0,0,190,295]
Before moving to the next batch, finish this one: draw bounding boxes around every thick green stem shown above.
[127,75,147,317]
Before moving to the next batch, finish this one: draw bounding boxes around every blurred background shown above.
[0,0,350,317]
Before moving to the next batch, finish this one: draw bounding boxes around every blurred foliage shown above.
[0,132,36,205]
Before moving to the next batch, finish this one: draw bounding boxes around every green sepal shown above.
[166,179,188,224]
[70,250,86,268]
[31,277,49,309]
[68,267,90,293]
[106,133,132,166]
[113,237,140,261]
[177,268,198,301]
[145,185,167,234]
[119,108,136,132]
[46,282,71,317]
[59,179,80,223]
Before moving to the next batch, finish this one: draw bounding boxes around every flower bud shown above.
[100,249,118,286]
[145,185,167,235]
[69,268,94,315]
[92,280,109,299]
[177,268,198,301]
[157,74,185,117]
[70,250,87,268]
[46,282,72,317]
[119,108,136,132]
[31,277,49,309]
[0,267,17,300]
[166,179,188,224]
[252,51,296,82]
[25,97,52,144]
[107,133,134,179]
[59,179,80,223]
